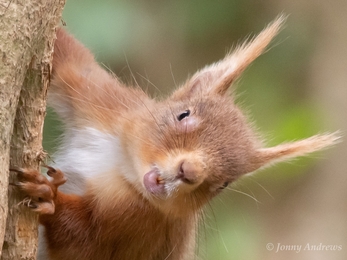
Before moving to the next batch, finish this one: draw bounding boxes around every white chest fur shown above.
[52,127,122,194]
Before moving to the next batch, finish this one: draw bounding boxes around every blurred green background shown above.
[44,1,346,259]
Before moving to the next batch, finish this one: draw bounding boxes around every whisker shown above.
[123,53,140,88]
[163,244,177,260]
[100,62,117,78]
[169,63,178,89]
[249,177,274,200]
[137,72,162,95]
[226,187,261,204]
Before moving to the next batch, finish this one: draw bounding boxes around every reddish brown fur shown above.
[39,189,195,260]
[51,28,151,131]
[14,17,339,260]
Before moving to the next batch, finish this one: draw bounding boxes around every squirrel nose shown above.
[177,160,199,184]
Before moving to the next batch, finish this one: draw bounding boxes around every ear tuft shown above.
[250,132,341,172]
[172,15,286,100]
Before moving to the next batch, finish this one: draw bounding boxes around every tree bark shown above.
[0,0,65,259]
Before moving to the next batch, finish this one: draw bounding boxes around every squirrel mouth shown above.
[143,168,166,195]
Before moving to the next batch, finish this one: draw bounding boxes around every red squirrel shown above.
[12,17,339,260]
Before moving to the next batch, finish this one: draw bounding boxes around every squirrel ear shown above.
[246,133,340,173]
[172,16,285,100]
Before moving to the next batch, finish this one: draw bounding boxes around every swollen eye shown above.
[177,110,190,121]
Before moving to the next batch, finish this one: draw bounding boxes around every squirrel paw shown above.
[10,166,67,214]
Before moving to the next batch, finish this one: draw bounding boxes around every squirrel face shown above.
[115,17,338,216]
[121,92,259,215]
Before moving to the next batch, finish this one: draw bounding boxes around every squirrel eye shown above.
[177,110,190,121]
[219,182,229,190]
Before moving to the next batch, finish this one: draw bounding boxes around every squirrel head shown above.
[118,16,339,216]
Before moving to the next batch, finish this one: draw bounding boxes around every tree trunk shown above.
[0,0,65,259]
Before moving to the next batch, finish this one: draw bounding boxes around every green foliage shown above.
[43,108,63,155]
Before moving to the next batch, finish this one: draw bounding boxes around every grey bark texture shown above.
[0,0,65,259]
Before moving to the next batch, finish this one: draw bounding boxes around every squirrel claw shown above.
[28,203,38,209]
[10,166,64,215]
[9,167,25,174]
[44,166,67,187]
[41,164,57,176]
